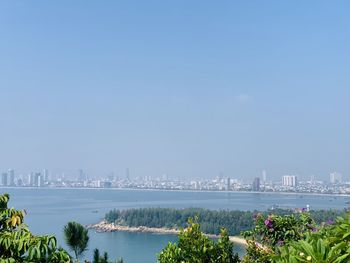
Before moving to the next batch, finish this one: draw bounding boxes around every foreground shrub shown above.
[158,218,240,263]
[274,213,350,263]
[64,221,89,262]
[242,211,315,262]
[242,210,350,263]
[0,193,70,263]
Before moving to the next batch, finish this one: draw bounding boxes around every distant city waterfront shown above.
[2,188,350,262]
[1,168,349,195]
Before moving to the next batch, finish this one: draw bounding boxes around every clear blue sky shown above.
[0,1,349,180]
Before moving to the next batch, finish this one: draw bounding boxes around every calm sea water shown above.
[2,188,350,262]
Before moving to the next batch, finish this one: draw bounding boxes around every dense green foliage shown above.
[243,212,315,248]
[0,193,70,263]
[106,207,253,235]
[274,213,350,263]
[242,211,350,263]
[105,207,345,236]
[158,218,240,263]
[4,191,350,263]
[92,249,123,263]
[157,210,350,263]
[63,221,89,262]
[92,249,110,263]
[242,212,316,262]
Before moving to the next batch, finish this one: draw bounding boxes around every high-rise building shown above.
[310,175,316,184]
[126,168,130,181]
[8,169,15,186]
[43,169,49,182]
[330,172,342,184]
[28,173,35,186]
[227,177,231,191]
[262,170,267,184]
[161,174,168,181]
[252,177,260,191]
[33,172,43,187]
[1,173,8,186]
[78,169,87,182]
[282,175,298,187]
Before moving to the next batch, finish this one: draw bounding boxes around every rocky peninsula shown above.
[87,220,247,246]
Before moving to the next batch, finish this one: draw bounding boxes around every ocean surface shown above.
[2,188,350,262]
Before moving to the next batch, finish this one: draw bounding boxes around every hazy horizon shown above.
[0,1,349,181]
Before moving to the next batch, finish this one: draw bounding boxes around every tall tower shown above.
[8,169,15,186]
[34,172,43,187]
[262,170,267,184]
[126,168,130,181]
[252,177,260,191]
[43,169,49,182]
[78,169,86,181]
[1,173,8,186]
[330,172,342,184]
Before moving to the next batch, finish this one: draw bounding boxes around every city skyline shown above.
[0,167,346,183]
[1,166,349,196]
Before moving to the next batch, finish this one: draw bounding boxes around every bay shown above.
[1,188,350,262]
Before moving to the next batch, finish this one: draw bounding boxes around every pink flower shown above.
[264,219,273,228]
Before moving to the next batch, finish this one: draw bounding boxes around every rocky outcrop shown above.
[87,220,247,246]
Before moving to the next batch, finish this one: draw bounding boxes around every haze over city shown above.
[1,1,349,181]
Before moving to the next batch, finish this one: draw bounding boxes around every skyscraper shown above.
[330,172,342,184]
[227,177,231,191]
[33,172,43,187]
[262,170,267,184]
[43,169,49,182]
[252,177,260,191]
[126,168,130,181]
[28,173,35,186]
[282,175,298,187]
[8,169,15,186]
[78,169,86,182]
[1,173,8,186]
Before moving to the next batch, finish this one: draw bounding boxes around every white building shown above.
[282,175,298,187]
[8,169,15,186]
[330,172,342,184]
[262,170,267,184]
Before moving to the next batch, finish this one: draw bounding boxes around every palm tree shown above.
[102,252,108,263]
[92,249,110,263]
[63,221,89,262]
[92,248,100,263]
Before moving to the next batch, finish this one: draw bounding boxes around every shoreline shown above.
[2,186,350,197]
[87,221,247,246]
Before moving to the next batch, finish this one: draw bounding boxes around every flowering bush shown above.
[241,210,350,263]
[157,209,350,262]
[241,211,315,262]
[244,212,314,246]
[275,213,350,263]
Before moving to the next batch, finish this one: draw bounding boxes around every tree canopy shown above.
[242,211,350,263]
[0,193,70,263]
[158,218,240,263]
[105,207,345,236]
[63,221,89,262]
